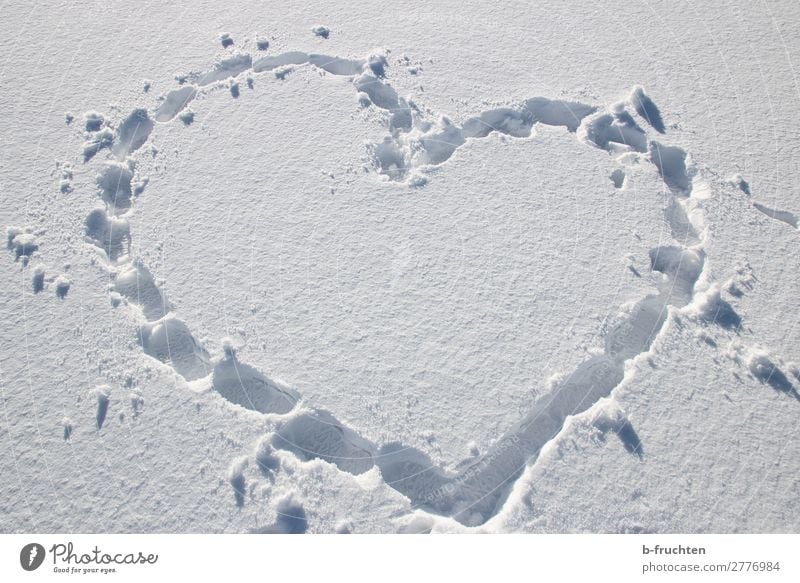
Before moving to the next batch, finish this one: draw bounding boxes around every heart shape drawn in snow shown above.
[74,44,764,527]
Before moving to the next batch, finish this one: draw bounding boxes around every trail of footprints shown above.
[56,39,800,528]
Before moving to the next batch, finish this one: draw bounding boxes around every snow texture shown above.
[1,1,799,534]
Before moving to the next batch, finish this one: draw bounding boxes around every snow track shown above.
[33,40,799,530]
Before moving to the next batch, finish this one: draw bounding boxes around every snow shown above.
[1,0,799,533]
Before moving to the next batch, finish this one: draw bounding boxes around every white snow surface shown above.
[1,0,799,533]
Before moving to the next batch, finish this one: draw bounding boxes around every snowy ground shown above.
[1,1,799,533]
